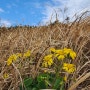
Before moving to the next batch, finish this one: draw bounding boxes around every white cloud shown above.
[42,5,63,25]
[42,0,90,24]
[0,19,12,27]
[0,8,4,12]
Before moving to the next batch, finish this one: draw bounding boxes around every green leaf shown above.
[53,77,63,89]
[32,87,39,90]
[37,73,49,82]
[23,78,33,88]
[37,80,46,89]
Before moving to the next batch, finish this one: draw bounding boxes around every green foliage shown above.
[24,78,33,87]
[19,73,64,90]
[53,77,64,90]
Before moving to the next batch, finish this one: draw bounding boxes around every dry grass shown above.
[0,12,90,90]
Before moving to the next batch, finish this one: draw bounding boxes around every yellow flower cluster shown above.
[7,54,20,66]
[23,50,31,58]
[50,48,65,60]
[42,54,53,67]
[7,50,31,66]
[42,47,76,74]
[50,48,76,60]
[63,63,76,73]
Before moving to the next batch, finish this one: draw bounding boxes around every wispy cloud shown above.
[42,0,90,24]
[0,19,12,27]
[0,8,4,12]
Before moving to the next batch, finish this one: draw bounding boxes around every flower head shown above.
[54,49,65,60]
[63,63,76,73]
[55,49,64,55]
[69,51,76,60]
[63,48,76,60]
[23,50,31,58]
[3,73,9,79]
[50,48,56,53]
[57,55,65,60]
[42,54,53,67]
[44,54,53,60]
[7,54,18,65]
[63,48,72,55]
[16,53,22,58]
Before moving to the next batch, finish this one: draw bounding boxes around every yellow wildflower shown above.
[3,73,9,79]
[42,54,53,67]
[63,48,72,55]
[50,48,56,53]
[52,49,65,60]
[63,48,76,59]
[64,76,67,82]
[55,49,64,55]
[47,58,53,66]
[57,55,65,60]
[43,60,53,67]
[44,54,53,60]
[7,54,18,65]
[7,58,13,66]
[10,54,18,61]
[23,50,31,58]
[63,63,76,73]
[42,62,48,67]
[69,51,76,60]
[16,53,22,58]
[54,54,59,57]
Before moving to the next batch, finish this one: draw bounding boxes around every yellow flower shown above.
[42,59,53,67]
[63,63,76,73]
[43,54,53,62]
[50,48,56,53]
[54,49,65,60]
[16,53,22,58]
[63,48,72,55]
[7,54,18,65]
[23,50,31,58]
[54,54,59,57]
[3,73,9,79]
[55,49,64,55]
[69,51,76,60]
[63,48,76,60]
[42,54,53,67]
[57,55,65,60]
[10,54,18,61]
[42,62,48,67]
[7,58,13,66]
[64,76,67,82]
[47,59,53,66]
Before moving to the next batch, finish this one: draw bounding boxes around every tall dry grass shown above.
[0,12,90,90]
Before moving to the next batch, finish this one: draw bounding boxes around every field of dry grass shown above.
[0,13,90,90]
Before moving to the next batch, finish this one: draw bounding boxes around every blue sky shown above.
[0,0,90,26]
